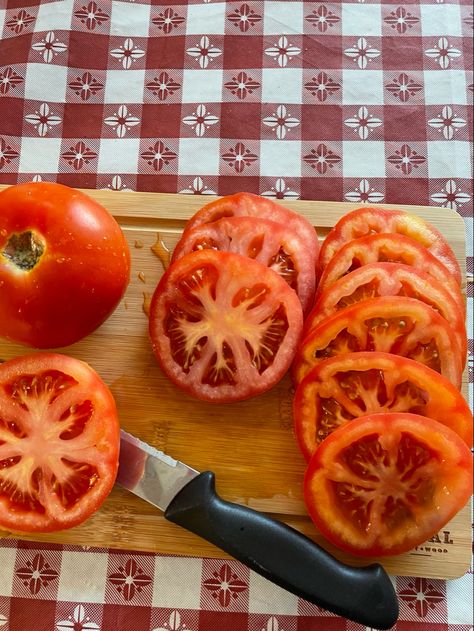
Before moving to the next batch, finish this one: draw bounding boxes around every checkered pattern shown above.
[0,0,473,629]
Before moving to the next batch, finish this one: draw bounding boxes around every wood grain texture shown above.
[0,187,470,579]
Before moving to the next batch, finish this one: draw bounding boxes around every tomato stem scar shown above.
[2,231,45,271]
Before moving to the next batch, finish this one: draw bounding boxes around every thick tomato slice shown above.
[149,249,303,402]
[304,412,472,557]
[172,216,316,314]
[294,352,472,460]
[319,207,461,284]
[305,262,467,360]
[316,233,463,312]
[293,296,463,387]
[183,193,320,269]
[0,353,119,533]
[0,182,130,348]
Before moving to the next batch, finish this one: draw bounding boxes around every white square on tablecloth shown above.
[342,141,386,177]
[182,69,224,103]
[57,552,109,603]
[19,137,62,172]
[25,63,68,102]
[105,69,146,103]
[248,571,298,615]
[186,3,226,35]
[178,137,220,174]
[110,0,151,37]
[152,557,202,609]
[98,138,140,172]
[424,70,468,105]
[260,140,302,177]
[446,557,474,622]
[0,9,6,35]
[420,4,462,37]
[341,4,382,37]
[427,141,471,179]
[262,68,303,104]
[342,69,384,104]
[0,549,16,597]
[263,2,304,35]
[35,0,73,31]
[465,215,473,259]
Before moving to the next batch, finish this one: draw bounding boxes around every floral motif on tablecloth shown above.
[387,144,426,175]
[0,67,24,95]
[345,179,384,203]
[0,138,19,169]
[227,4,262,32]
[203,563,248,607]
[344,107,382,140]
[187,36,222,69]
[385,73,423,102]
[305,72,341,102]
[303,144,341,174]
[102,175,134,192]
[146,73,181,100]
[32,31,68,64]
[69,72,104,101]
[6,9,35,34]
[25,103,62,137]
[425,37,462,69]
[152,9,186,34]
[305,6,340,32]
[224,72,260,99]
[110,39,145,70]
[428,106,467,139]
[261,178,299,200]
[108,559,153,602]
[57,605,99,631]
[384,7,419,34]
[141,141,177,171]
[431,180,472,211]
[265,36,301,68]
[344,38,381,69]
[0,613,7,627]
[399,577,445,618]
[183,105,219,137]
[153,610,193,631]
[180,177,216,195]
[74,2,109,31]
[104,105,140,138]
[222,142,258,172]
[62,141,97,169]
[16,553,59,595]
[263,105,300,139]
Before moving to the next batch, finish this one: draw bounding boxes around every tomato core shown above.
[2,231,45,271]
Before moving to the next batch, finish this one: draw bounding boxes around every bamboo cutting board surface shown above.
[0,188,471,579]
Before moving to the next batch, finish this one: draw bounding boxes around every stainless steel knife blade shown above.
[116,430,199,510]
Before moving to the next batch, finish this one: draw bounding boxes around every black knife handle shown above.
[165,471,398,630]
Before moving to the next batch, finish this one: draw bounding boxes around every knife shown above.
[116,430,399,630]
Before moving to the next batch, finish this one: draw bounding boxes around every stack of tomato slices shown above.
[148,193,319,403]
[292,206,472,557]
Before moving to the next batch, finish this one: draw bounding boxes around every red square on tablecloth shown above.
[223,35,264,69]
[382,36,425,70]
[137,174,179,192]
[1,33,33,65]
[141,103,183,138]
[301,104,343,141]
[304,37,343,70]
[220,103,263,140]
[62,103,105,138]
[8,598,57,631]
[383,105,428,141]
[67,31,111,71]
[147,35,186,70]
[297,616,348,630]
[101,603,152,630]
[199,610,249,631]
[0,96,25,136]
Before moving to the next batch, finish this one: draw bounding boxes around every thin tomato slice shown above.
[319,207,461,284]
[316,233,464,313]
[0,353,119,533]
[183,192,320,269]
[172,216,316,314]
[293,296,463,387]
[149,249,303,402]
[294,352,472,460]
[305,263,467,361]
[304,412,472,557]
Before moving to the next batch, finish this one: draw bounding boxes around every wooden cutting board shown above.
[0,188,471,579]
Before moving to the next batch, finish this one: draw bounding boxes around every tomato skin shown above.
[0,353,119,533]
[0,183,130,348]
[305,262,467,361]
[293,296,463,388]
[149,249,303,403]
[294,352,473,460]
[304,413,472,557]
[319,207,461,284]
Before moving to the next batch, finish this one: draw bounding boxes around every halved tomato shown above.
[149,249,303,402]
[316,234,464,312]
[172,216,316,314]
[294,352,472,460]
[183,192,320,269]
[293,296,463,387]
[304,412,472,557]
[319,207,461,284]
[305,263,467,360]
[0,353,120,533]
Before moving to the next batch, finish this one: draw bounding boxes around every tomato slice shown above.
[183,193,320,269]
[304,412,472,557]
[317,233,464,312]
[306,262,467,361]
[149,249,303,402]
[0,353,119,533]
[172,216,316,315]
[319,207,461,284]
[294,352,472,460]
[293,296,463,387]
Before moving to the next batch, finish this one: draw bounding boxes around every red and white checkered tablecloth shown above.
[0,0,473,629]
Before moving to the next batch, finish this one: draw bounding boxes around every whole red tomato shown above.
[0,182,130,348]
